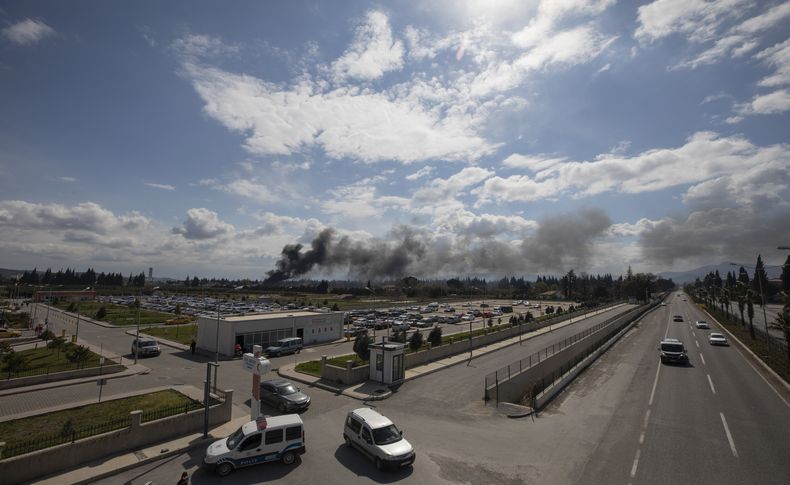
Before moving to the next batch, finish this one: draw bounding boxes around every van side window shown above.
[285,426,302,441]
[239,433,261,451]
[265,429,284,445]
[360,427,372,443]
[346,416,362,434]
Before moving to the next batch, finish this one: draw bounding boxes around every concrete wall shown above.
[0,363,125,390]
[321,357,370,385]
[487,304,654,404]
[0,390,234,484]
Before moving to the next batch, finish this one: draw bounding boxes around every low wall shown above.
[0,389,234,484]
[0,363,125,390]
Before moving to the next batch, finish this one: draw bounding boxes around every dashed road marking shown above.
[700,353,706,365]
[707,374,716,394]
[695,340,700,348]
[630,449,641,478]
[649,366,661,406]
[720,412,738,457]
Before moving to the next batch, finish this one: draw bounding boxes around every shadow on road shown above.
[333,444,414,483]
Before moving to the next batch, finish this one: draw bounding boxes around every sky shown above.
[0,0,789,281]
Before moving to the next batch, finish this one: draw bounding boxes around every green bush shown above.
[409,330,423,351]
[427,326,442,347]
[353,332,370,361]
[95,306,107,320]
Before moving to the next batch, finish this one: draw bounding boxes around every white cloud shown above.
[0,200,150,234]
[331,11,404,81]
[412,167,494,207]
[2,19,55,45]
[501,154,565,171]
[224,179,277,204]
[252,212,321,236]
[634,0,750,44]
[271,160,311,173]
[171,34,240,60]
[474,131,790,204]
[172,208,234,240]
[434,209,538,239]
[183,63,495,163]
[144,182,175,191]
[755,38,790,88]
[607,218,662,237]
[405,166,434,181]
[59,176,77,183]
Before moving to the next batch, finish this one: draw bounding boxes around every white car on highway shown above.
[708,333,729,346]
[694,320,710,329]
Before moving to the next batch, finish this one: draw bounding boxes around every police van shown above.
[204,415,305,476]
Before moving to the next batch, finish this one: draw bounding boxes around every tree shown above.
[736,282,747,327]
[66,345,91,368]
[2,350,28,378]
[174,304,182,316]
[408,330,423,351]
[753,255,768,301]
[391,329,407,343]
[781,255,790,293]
[67,302,76,312]
[353,332,370,361]
[95,306,107,320]
[39,329,55,343]
[47,336,66,358]
[427,326,442,347]
[769,291,790,366]
[746,292,756,340]
[331,303,340,311]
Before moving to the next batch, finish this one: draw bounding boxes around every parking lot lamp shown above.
[134,289,141,364]
[215,300,221,363]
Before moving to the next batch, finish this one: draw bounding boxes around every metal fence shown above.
[1,356,121,380]
[140,400,203,423]
[1,416,130,458]
[483,309,635,391]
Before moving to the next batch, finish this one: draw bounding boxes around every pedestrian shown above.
[177,471,189,484]
[190,339,196,355]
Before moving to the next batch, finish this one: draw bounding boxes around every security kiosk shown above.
[368,341,406,385]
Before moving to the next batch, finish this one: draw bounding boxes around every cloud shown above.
[59,176,77,183]
[412,167,494,207]
[2,19,55,45]
[522,208,612,270]
[501,154,565,171]
[0,200,149,234]
[172,208,234,240]
[434,209,538,240]
[405,166,434,181]
[171,34,240,60]
[331,11,404,81]
[736,89,790,116]
[252,212,321,236]
[634,0,750,44]
[144,182,175,191]
[755,38,790,88]
[475,131,790,204]
[200,177,277,204]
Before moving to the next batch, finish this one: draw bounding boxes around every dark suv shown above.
[260,379,311,412]
[658,338,688,365]
[131,338,161,357]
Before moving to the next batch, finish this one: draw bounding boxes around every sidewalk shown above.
[33,409,250,485]
[278,304,626,401]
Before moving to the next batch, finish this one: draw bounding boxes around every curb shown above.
[701,307,790,394]
[124,329,190,351]
[0,366,148,398]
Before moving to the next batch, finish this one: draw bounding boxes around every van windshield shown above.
[227,427,245,449]
[661,343,684,353]
[372,424,402,445]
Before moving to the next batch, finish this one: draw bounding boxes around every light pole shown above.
[215,299,221,364]
[134,288,141,365]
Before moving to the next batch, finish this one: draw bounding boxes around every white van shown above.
[204,415,305,476]
[343,408,415,470]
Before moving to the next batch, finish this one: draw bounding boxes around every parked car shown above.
[343,408,415,470]
[260,379,311,412]
[708,333,729,346]
[264,337,303,357]
[695,320,710,329]
[131,338,161,357]
[204,415,305,476]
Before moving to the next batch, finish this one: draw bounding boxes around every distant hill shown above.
[660,262,783,285]
[0,268,26,279]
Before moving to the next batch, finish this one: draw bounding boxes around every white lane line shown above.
[649,365,661,406]
[720,412,738,457]
[692,331,696,337]
[700,353,706,366]
[643,409,651,428]
[630,449,641,478]
[707,374,716,394]
[695,340,700,348]
[639,431,645,445]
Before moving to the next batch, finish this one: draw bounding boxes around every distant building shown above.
[196,310,344,357]
[148,267,153,279]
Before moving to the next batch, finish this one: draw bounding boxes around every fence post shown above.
[0,441,5,460]
[71,430,76,443]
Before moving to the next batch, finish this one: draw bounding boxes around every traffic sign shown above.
[242,353,271,375]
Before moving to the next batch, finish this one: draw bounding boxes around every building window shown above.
[376,353,383,371]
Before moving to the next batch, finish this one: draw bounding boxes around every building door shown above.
[296,328,303,339]
[392,353,404,382]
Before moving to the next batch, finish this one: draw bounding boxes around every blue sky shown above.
[1,0,789,280]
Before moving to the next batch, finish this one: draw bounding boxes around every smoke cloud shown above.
[264,208,614,282]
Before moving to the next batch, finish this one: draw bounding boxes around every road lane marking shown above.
[630,449,641,478]
[720,412,738,457]
[700,353,706,365]
[649,365,661,406]
[707,374,716,394]
[692,331,696,337]
[695,340,699,348]
[642,409,651,429]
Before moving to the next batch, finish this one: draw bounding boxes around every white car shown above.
[694,320,710,329]
[708,333,729,346]
[343,408,415,470]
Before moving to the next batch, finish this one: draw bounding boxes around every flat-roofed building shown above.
[196,310,344,357]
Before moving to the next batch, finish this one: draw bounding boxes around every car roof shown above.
[263,378,291,387]
[710,333,724,337]
[241,414,303,435]
[662,338,681,343]
[349,407,393,429]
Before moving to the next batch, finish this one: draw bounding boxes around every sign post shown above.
[243,345,271,420]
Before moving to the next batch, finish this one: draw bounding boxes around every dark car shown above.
[260,379,311,413]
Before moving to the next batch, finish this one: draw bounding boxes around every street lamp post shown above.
[215,300,221,364]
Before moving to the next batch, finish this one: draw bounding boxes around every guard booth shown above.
[369,341,406,385]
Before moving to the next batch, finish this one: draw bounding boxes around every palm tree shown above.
[769,292,790,366]
[736,283,747,327]
[746,290,756,340]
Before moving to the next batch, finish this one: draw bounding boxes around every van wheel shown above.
[344,434,352,447]
[281,451,296,465]
[216,462,234,477]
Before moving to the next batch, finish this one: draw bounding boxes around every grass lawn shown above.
[0,389,201,452]
[144,324,198,345]
[54,301,173,326]
[0,346,104,378]
[0,329,21,339]
[294,360,322,377]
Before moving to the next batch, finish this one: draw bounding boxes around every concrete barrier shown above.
[0,389,234,484]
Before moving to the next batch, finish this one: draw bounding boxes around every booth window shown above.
[376,353,383,371]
